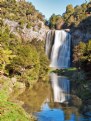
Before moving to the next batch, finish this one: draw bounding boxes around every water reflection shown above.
[36,102,76,121]
[16,72,91,121]
[50,72,70,104]
[36,102,64,121]
[17,81,50,113]
[35,73,91,121]
[36,102,91,121]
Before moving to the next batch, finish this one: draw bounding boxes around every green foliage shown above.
[0,0,44,25]
[0,19,4,27]
[7,44,40,85]
[62,2,90,27]
[13,44,39,67]
[0,47,15,74]
[0,19,49,84]
[73,40,91,71]
[0,78,33,121]
[66,4,74,14]
[73,42,86,62]
[0,26,16,74]
[49,14,63,29]
[31,40,49,81]
[49,2,90,28]
[0,102,31,121]
[18,19,25,28]
[26,22,32,29]
[37,13,44,21]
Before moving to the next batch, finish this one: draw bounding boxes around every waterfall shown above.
[50,72,70,103]
[46,30,71,69]
[45,30,55,59]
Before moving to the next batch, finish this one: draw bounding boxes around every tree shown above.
[49,14,63,29]
[66,4,74,14]
[0,47,15,74]
[73,41,91,71]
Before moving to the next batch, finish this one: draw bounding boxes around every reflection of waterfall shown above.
[46,30,71,69]
[50,72,70,103]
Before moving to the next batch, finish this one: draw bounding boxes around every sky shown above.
[27,0,89,19]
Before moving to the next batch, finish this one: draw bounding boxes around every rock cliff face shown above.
[71,16,91,47]
[4,19,49,41]
[72,29,91,47]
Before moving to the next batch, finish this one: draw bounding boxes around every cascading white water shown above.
[50,72,70,103]
[45,30,54,59]
[46,30,71,69]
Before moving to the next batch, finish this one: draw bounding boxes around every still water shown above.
[17,73,91,121]
[36,102,91,121]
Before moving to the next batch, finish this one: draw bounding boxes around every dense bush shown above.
[62,2,90,27]
[9,44,40,84]
[73,40,91,72]
[0,47,15,74]
[49,14,63,29]
[0,25,16,74]
[0,0,44,27]
[31,39,50,81]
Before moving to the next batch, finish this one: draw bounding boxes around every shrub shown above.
[31,39,49,81]
[73,40,91,71]
[26,22,32,29]
[9,44,40,84]
[0,47,15,74]
[18,19,25,29]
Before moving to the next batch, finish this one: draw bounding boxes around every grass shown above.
[0,101,31,121]
[0,77,35,121]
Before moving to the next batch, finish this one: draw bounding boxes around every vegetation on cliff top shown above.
[0,0,44,22]
[49,2,91,29]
